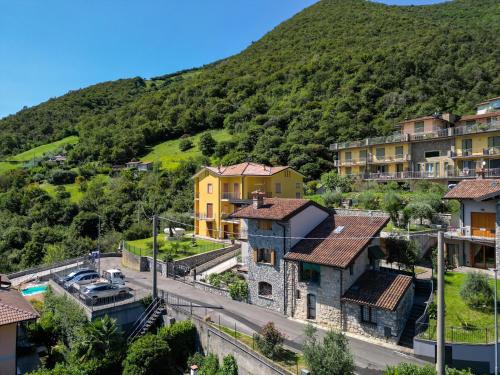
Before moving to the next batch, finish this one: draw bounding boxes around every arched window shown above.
[258,282,272,297]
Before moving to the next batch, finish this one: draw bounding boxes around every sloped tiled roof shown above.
[477,97,500,106]
[230,198,323,221]
[444,179,500,201]
[459,111,500,121]
[205,162,290,176]
[0,275,39,326]
[342,271,413,311]
[284,215,388,268]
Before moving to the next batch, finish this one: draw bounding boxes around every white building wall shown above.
[462,200,496,227]
[289,205,329,247]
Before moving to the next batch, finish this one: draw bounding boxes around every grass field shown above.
[39,174,110,203]
[0,136,79,175]
[422,272,499,343]
[141,129,232,170]
[125,235,225,260]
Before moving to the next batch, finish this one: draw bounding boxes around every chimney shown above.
[252,190,265,209]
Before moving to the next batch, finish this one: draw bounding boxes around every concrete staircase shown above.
[398,281,432,348]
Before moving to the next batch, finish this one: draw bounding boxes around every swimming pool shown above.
[21,284,48,296]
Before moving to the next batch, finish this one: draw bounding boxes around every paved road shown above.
[101,258,430,374]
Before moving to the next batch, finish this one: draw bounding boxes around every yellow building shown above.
[193,162,304,239]
[331,96,500,182]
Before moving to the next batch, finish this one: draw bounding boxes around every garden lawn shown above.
[215,324,305,374]
[126,235,225,260]
[0,136,78,175]
[141,129,232,170]
[424,272,499,343]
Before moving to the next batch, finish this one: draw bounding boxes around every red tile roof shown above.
[459,111,500,121]
[284,215,389,268]
[444,179,500,201]
[477,97,500,106]
[0,275,39,326]
[204,162,291,176]
[342,271,413,311]
[230,198,322,221]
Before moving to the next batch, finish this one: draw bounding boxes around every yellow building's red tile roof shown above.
[284,215,388,268]
[204,162,290,176]
[0,275,39,326]
[459,111,500,121]
[342,271,413,311]
[444,179,500,201]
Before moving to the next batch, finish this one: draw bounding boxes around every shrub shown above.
[179,138,194,151]
[122,334,172,375]
[220,355,238,375]
[303,324,354,375]
[460,272,494,311]
[228,279,248,301]
[254,322,285,359]
[357,190,379,210]
[384,363,473,374]
[322,190,342,208]
[199,133,217,156]
[48,169,77,185]
[199,354,219,375]
[320,171,352,193]
[124,222,151,241]
[159,320,196,367]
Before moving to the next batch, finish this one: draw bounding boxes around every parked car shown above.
[102,269,125,285]
[64,272,99,289]
[62,268,94,282]
[80,282,130,304]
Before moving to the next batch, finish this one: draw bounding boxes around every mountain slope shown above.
[2,0,499,179]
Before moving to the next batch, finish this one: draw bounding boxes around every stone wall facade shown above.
[343,284,414,343]
[246,219,290,314]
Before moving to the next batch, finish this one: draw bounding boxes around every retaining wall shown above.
[193,280,232,299]
[122,248,149,272]
[174,244,240,269]
[195,248,241,274]
[166,306,292,375]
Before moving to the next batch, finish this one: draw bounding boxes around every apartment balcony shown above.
[409,128,452,142]
[483,147,500,156]
[451,147,500,159]
[352,167,500,181]
[330,133,409,150]
[454,120,500,136]
[335,154,410,167]
[195,213,215,221]
[221,212,240,223]
[445,226,495,243]
[221,192,240,200]
[334,158,369,167]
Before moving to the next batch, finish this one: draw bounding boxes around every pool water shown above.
[21,285,48,296]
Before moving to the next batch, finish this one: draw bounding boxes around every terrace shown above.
[346,167,500,181]
[444,226,495,244]
[334,154,411,167]
[330,120,500,151]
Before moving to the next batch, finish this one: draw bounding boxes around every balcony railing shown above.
[445,226,495,241]
[330,120,500,152]
[221,192,240,200]
[335,154,410,167]
[246,192,272,199]
[483,147,500,156]
[349,167,500,180]
[195,213,214,220]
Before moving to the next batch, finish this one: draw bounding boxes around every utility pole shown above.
[436,231,445,375]
[97,215,101,276]
[152,214,158,299]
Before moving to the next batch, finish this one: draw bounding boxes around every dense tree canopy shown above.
[1,0,498,180]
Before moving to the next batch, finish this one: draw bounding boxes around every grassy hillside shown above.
[1,0,499,179]
[141,129,232,169]
[39,174,111,203]
[0,136,78,175]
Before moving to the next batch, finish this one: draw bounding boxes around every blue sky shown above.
[0,0,445,119]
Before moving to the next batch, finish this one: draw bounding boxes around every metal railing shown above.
[445,226,496,240]
[127,296,163,343]
[221,192,240,200]
[416,322,495,344]
[195,213,214,220]
[348,167,500,180]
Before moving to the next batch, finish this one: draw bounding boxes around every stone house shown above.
[231,195,414,343]
[444,179,500,270]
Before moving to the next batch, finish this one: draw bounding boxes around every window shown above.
[285,170,291,177]
[207,183,213,194]
[295,182,302,189]
[375,148,385,160]
[414,121,424,133]
[462,139,472,156]
[258,282,272,297]
[345,167,352,175]
[349,264,354,276]
[345,151,352,162]
[488,136,500,149]
[206,203,213,218]
[359,149,367,161]
[296,290,301,299]
[275,182,282,193]
[255,248,274,264]
[424,150,440,158]
[299,262,321,285]
[361,305,377,325]
[257,220,272,231]
[296,192,302,199]
[395,146,403,158]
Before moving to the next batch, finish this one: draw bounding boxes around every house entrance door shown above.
[307,294,316,319]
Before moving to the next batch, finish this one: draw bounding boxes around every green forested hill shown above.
[2,0,500,179]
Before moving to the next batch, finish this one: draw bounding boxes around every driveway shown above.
[101,258,430,374]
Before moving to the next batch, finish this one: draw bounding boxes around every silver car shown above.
[80,282,129,304]
[64,272,99,289]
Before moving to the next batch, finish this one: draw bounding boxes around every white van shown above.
[102,269,125,285]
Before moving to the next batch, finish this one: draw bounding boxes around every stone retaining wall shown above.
[175,244,240,269]
[193,280,232,299]
[195,248,241,274]
[122,248,149,271]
